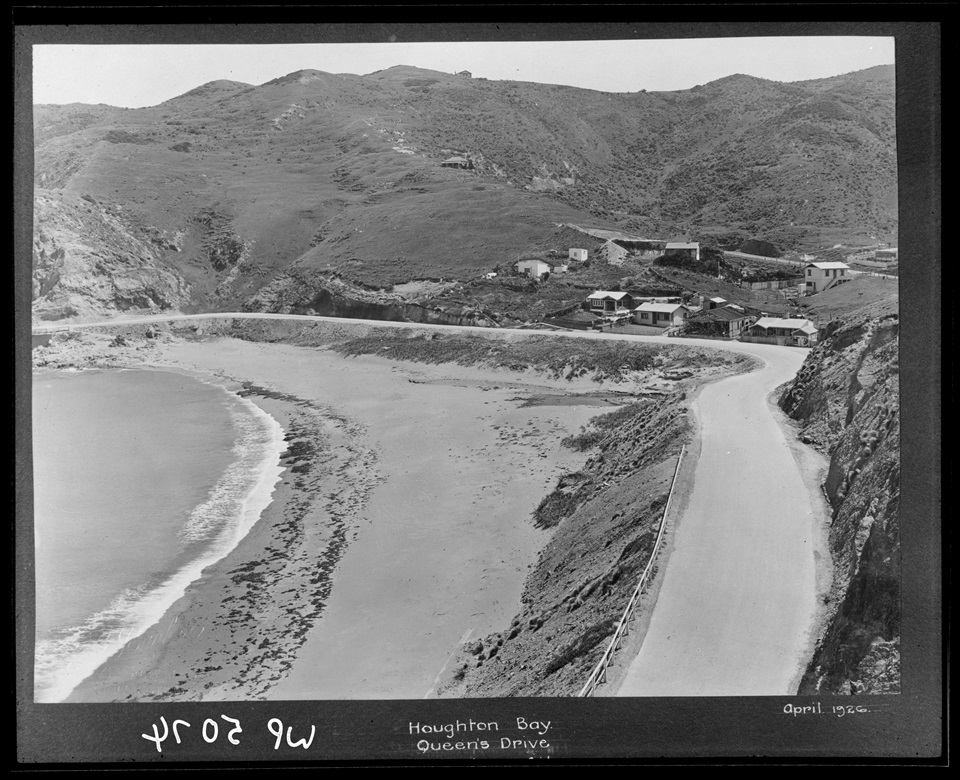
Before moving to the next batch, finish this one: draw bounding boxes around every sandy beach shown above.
[66,336,615,701]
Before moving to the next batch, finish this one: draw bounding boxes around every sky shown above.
[32,37,895,108]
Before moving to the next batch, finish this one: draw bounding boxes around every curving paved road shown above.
[616,344,817,696]
[33,311,821,695]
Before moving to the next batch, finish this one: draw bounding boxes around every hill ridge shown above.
[32,63,897,320]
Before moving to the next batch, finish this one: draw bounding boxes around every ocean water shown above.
[31,368,285,703]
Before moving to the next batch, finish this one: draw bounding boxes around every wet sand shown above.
[69,337,609,701]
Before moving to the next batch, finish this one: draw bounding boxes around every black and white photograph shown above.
[15,19,941,765]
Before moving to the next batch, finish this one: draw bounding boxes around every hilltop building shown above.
[803,262,851,294]
[456,70,472,78]
[568,248,589,262]
[517,259,551,280]
[441,156,472,169]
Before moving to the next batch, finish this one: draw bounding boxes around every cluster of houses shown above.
[514,248,587,281]
[514,242,703,280]
[584,290,821,347]
[500,242,855,347]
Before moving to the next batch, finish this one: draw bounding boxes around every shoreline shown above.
[61,336,608,700]
[65,377,367,701]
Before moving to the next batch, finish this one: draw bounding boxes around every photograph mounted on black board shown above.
[15,18,941,764]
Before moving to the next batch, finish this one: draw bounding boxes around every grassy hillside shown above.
[32,64,897,320]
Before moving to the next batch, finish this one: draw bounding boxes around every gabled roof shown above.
[709,296,727,303]
[442,156,469,164]
[634,302,689,314]
[752,317,817,330]
[689,306,750,322]
[806,262,850,269]
[587,290,630,300]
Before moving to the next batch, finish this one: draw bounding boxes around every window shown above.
[807,269,812,276]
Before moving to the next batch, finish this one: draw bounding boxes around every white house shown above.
[517,259,551,280]
[803,262,851,293]
[569,247,589,262]
[632,302,691,328]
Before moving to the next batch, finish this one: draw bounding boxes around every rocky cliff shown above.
[244,270,502,328]
[779,298,900,694]
[32,192,190,321]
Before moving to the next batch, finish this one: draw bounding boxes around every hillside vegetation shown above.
[33,65,896,322]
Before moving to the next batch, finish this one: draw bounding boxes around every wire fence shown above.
[578,445,685,697]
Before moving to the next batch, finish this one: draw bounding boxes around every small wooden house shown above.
[683,305,752,339]
[441,156,472,170]
[632,302,691,328]
[743,317,819,346]
[586,290,634,315]
[803,262,850,294]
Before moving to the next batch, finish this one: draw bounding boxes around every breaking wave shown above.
[34,379,285,703]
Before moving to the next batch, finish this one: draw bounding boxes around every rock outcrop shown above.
[245,271,502,328]
[32,192,189,321]
[779,300,900,694]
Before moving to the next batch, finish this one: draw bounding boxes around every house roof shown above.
[665,242,700,249]
[806,262,850,270]
[587,290,630,300]
[442,156,469,164]
[517,258,549,266]
[634,302,689,314]
[752,317,816,331]
[689,306,750,322]
[709,296,727,303]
